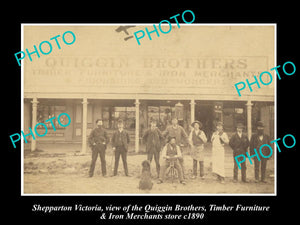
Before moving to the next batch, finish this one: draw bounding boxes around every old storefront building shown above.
[23,25,275,153]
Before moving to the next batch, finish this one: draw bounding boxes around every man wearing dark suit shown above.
[142,118,164,178]
[111,119,130,176]
[88,119,110,177]
[229,123,249,182]
[249,121,271,183]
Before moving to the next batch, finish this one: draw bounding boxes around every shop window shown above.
[223,108,234,131]
[251,102,274,137]
[102,107,110,129]
[147,106,174,130]
[213,102,223,127]
[159,106,172,129]
[125,108,135,129]
[37,104,67,129]
[235,108,244,114]
[223,104,246,132]
[102,106,135,129]
[148,106,159,124]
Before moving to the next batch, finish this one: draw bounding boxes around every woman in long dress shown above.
[211,122,229,183]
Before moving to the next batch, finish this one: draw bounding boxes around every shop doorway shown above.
[195,103,214,141]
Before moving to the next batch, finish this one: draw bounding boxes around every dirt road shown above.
[23,146,274,194]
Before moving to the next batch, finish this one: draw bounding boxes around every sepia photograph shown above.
[21,24,275,195]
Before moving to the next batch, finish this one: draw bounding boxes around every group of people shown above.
[88,118,131,177]
[229,121,271,183]
[88,116,271,185]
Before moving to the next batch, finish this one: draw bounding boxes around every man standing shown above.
[111,119,131,177]
[142,118,164,178]
[250,121,271,183]
[188,120,207,179]
[88,119,110,177]
[163,117,189,179]
[229,123,250,183]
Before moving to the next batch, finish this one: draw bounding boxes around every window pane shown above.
[126,111,135,129]
[126,107,135,112]
[235,108,244,114]
[148,106,159,125]
[55,106,66,111]
[159,106,171,130]
[148,106,159,113]
[118,111,126,119]
[102,108,110,129]
[115,107,126,111]
[37,104,67,129]
[58,113,69,127]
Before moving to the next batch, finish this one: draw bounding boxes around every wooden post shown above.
[81,98,88,154]
[135,99,140,153]
[190,99,195,123]
[31,97,39,151]
[246,100,253,140]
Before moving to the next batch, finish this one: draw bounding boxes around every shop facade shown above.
[23,96,274,153]
[23,25,275,153]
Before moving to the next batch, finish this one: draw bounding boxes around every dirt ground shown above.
[23,143,275,194]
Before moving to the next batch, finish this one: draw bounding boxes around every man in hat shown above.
[111,119,131,176]
[188,120,207,179]
[142,118,164,178]
[229,123,250,182]
[163,117,188,178]
[249,121,271,183]
[88,119,110,177]
[157,136,186,185]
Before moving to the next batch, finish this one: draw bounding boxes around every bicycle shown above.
[165,156,179,183]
